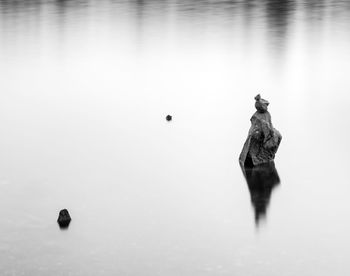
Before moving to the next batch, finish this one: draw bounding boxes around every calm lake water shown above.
[1,0,350,275]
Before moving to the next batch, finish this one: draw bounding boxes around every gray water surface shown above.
[1,1,350,275]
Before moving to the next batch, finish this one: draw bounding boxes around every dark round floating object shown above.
[166,115,172,121]
[57,209,71,228]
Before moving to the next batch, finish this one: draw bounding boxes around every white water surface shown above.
[1,1,350,275]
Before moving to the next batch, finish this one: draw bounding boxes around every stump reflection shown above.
[241,161,280,226]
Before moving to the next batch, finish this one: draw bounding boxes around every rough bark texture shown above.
[239,95,282,167]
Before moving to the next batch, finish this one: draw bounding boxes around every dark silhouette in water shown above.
[241,161,280,225]
[57,209,71,229]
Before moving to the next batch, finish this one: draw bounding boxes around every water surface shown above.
[1,1,350,275]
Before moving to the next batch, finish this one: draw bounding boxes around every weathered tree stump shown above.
[239,94,282,167]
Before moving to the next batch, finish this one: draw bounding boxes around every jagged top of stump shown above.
[255,94,269,113]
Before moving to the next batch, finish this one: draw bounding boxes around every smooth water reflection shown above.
[241,162,280,226]
[1,0,350,275]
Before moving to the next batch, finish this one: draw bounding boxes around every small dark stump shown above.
[166,115,172,121]
[57,209,71,228]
